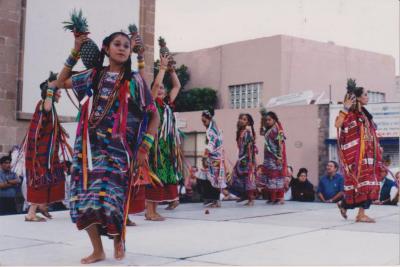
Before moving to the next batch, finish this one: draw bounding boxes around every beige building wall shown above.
[174,35,397,109]
[176,104,325,186]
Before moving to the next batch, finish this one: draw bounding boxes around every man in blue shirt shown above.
[375,168,398,206]
[0,156,21,215]
[317,161,344,203]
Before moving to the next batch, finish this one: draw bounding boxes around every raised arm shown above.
[56,35,88,90]
[167,65,181,103]
[151,54,169,99]
[335,95,355,128]
[43,80,58,112]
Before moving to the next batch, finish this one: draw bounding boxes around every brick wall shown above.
[140,0,155,85]
[317,104,330,178]
[0,0,28,155]
[0,0,155,156]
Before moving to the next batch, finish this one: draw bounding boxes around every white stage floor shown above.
[0,201,398,266]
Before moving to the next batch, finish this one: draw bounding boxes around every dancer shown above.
[201,110,227,207]
[230,114,257,206]
[23,73,72,222]
[145,53,182,220]
[56,32,159,263]
[336,79,382,223]
[259,109,288,204]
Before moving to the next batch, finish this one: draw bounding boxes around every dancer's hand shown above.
[343,94,355,111]
[131,34,144,54]
[276,159,282,166]
[159,54,169,70]
[136,149,149,167]
[74,34,89,52]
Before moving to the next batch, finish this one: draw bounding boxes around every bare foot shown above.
[337,202,348,219]
[154,213,166,220]
[80,252,106,264]
[278,200,285,205]
[356,215,376,223]
[145,213,165,221]
[126,218,137,226]
[165,201,179,210]
[244,200,254,207]
[114,239,125,261]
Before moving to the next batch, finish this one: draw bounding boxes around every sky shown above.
[155,0,399,74]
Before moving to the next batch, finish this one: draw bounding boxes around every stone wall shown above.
[317,104,330,178]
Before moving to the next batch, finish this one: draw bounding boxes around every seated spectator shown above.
[284,166,295,201]
[0,156,21,215]
[317,161,344,203]
[255,165,266,199]
[291,168,315,202]
[374,168,398,206]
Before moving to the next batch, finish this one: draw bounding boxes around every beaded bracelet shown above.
[71,49,80,59]
[138,61,145,69]
[65,54,78,69]
[139,133,155,152]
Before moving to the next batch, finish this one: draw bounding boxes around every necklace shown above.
[88,69,124,128]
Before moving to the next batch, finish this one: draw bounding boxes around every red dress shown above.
[25,101,71,204]
[337,108,382,206]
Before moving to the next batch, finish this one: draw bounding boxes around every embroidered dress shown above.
[259,123,287,202]
[69,69,154,239]
[205,121,227,193]
[337,108,382,208]
[146,98,184,202]
[230,128,257,199]
[25,101,71,204]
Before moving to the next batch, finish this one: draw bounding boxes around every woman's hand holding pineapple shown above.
[74,34,89,53]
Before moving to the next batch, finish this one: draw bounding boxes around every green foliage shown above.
[174,88,218,112]
[153,61,218,112]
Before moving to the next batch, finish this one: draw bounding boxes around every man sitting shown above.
[374,168,399,206]
[317,161,343,203]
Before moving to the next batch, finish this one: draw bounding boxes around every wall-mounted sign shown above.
[329,103,400,139]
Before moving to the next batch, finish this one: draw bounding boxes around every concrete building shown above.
[0,0,155,155]
[174,36,399,182]
[174,35,398,109]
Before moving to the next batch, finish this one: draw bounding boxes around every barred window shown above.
[229,82,262,109]
[367,91,385,103]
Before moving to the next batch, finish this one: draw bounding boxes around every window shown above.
[181,132,206,168]
[367,91,385,103]
[229,82,262,109]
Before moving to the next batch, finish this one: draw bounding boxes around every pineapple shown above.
[63,9,99,69]
[158,36,176,67]
[39,71,58,98]
[346,78,357,93]
[128,23,143,54]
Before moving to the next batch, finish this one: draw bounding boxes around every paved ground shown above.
[0,201,398,266]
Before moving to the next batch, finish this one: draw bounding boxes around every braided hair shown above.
[201,109,215,120]
[92,32,132,91]
[236,113,256,142]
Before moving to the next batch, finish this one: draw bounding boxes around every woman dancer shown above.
[230,114,257,206]
[259,109,288,204]
[56,32,159,263]
[336,80,382,223]
[145,54,182,220]
[24,74,72,222]
[201,110,227,207]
